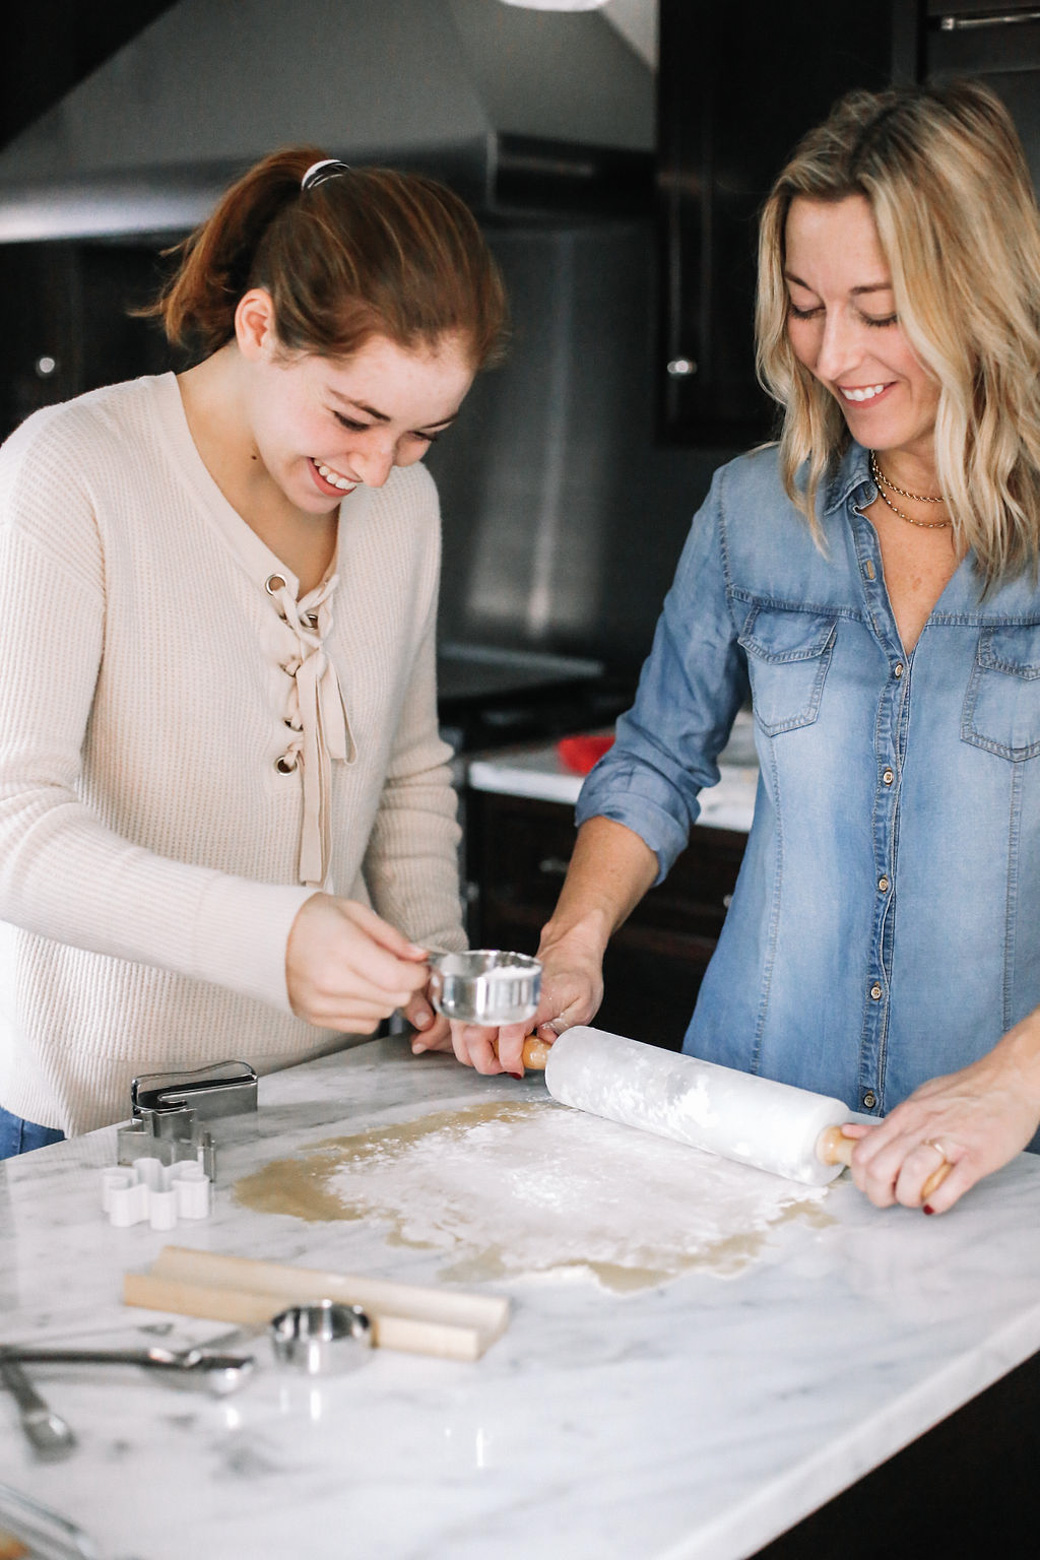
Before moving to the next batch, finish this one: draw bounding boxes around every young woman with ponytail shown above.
[0,150,507,1152]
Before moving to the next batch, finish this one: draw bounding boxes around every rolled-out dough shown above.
[234,1098,833,1291]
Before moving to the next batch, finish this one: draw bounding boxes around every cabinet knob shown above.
[538,856,570,878]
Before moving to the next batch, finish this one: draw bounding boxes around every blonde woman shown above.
[456,81,1040,1215]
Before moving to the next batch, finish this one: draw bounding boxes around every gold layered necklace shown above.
[869,450,950,529]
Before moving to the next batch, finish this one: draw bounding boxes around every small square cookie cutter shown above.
[116,1060,258,1182]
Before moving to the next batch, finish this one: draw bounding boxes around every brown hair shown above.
[755,80,1040,583]
[149,147,509,371]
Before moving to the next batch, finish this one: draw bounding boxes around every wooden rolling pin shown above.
[518,1026,950,1198]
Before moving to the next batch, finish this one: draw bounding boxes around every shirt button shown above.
[878,876,890,892]
[893,663,904,679]
[862,1091,878,1109]
[870,982,883,1000]
[882,768,895,785]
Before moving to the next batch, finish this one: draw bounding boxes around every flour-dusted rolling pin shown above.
[517,1026,950,1195]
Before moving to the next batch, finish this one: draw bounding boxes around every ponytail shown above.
[146,147,508,371]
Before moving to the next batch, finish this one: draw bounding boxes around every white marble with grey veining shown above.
[2,1039,1040,1560]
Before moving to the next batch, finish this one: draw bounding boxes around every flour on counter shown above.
[233,1099,833,1291]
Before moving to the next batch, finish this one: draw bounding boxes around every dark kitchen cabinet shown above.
[0,240,177,441]
[656,0,895,446]
[924,0,1040,193]
[464,787,746,1050]
[657,0,1040,446]
[751,1343,1040,1558]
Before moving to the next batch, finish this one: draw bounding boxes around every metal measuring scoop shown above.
[426,949,542,1028]
[0,1344,255,1397]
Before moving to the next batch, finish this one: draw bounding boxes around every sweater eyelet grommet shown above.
[275,754,298,774]
[265,574,287,596]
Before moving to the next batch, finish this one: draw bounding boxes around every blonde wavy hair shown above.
[755,80,1040,584]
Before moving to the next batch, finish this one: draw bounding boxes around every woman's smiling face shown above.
[783,194,940,463]
[236,291,475,512]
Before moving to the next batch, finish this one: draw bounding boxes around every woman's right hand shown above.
[448,932,605,1076]
[449,816,656,1075]
[285,893,430,1032]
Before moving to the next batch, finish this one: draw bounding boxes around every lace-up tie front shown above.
[267,571,355,886]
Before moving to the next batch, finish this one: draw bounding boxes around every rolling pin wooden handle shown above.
[817,1124,856,1169]
[921,1160,952,1201]
[521,1037,551,1070]
[816,1125,952,1202]
[489,1035,551,1073]
[491,1036,551,1070]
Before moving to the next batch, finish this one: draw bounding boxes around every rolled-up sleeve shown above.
[576,468,749,882]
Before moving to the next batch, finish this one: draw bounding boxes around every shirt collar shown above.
[820,441,873,517]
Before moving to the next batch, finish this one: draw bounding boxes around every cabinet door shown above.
[0,241,175,440]
[924,2,1040,193]
[466,789,746,1051]
[657,0,896,445]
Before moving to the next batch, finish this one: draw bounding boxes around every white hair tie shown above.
[301,159,351,192]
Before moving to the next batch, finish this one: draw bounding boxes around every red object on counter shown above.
[557,734,614,774]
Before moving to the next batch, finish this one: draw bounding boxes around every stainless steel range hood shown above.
[0,0,655,242]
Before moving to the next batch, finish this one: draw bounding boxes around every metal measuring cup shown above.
[269,1301,373,1375]
[426,949,542,1028]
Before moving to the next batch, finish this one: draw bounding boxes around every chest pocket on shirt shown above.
[738,606,838,736]
[962,625,1040,761]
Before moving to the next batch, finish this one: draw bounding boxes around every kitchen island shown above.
[2,1039,1040,1560]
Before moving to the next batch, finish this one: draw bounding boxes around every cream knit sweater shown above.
[0,373,465,1134]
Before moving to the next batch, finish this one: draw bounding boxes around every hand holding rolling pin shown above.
[836,1013,1040,1215]
[459,814,649,1074]
[443,942,603,1076]
[446,817,656,1075]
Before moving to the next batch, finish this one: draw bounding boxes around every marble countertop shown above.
[466,711,759,833]
[3,1040,1040,1560]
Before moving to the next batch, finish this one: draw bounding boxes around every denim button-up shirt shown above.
[577,442,1040,1120]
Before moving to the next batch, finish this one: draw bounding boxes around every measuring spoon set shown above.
[0,1299,370,1461]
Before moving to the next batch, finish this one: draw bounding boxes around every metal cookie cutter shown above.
[116,1060,258,1182]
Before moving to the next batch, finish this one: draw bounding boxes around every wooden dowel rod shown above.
[150,1247,508,1334]
[123,1272,494,1360]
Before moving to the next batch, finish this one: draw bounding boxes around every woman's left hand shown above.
[841,1013,1040,1212]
